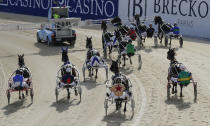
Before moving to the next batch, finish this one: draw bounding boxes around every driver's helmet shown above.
[149,24,153,28]
[115,77,122,84]
[174,23,177,27]
[92,49,98,56]
[16,69,23,75]
[65,64,72,73]
[179,64,186,71]
[129,25,135,30]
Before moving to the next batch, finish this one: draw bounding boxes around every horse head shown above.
[167,48,176,61]
[154,16,163,25]
[110,60,119,74]
[61,47,69,63]
[111,16,122,26]
[18,54,25,67]
[86,36,93,49]
[101,20,107,32]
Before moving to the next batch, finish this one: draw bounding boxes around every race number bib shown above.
[111,84,125,97]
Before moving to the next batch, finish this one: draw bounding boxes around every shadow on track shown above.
[102,110,132,126]
[34,42,86,56]
[2,99,32,115]
[165,95,192,111]
[80,79,104,90]
[50,98,80,113]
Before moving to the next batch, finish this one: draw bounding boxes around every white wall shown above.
[119,0,210,39]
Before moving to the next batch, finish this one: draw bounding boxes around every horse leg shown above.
[22,90,25,99]
[172,84,175,94]
[180,85,183,97]
[67,88,70,99]
[109,45,112,54]
[95,69,98,79]
[174,83,177,93]
[88,69,91,77]
[91,68,94,76]
[19,90,21,99]
[129,57,132,64]
[124,101,127,113]
[116,101,119,110]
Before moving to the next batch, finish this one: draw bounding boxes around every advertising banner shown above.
[0,0,119,20]
[119,0,210,39]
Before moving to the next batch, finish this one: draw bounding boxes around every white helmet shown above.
[66,67,71,73]
[92,49,98,55]
[179,64,186,71]
[65,64,72,72]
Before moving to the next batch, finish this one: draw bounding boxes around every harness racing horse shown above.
[167,48,197,100]
[60,47,77,99]
[82,37,108,81]
[101,21,114,58]
[6,54,33,104]
[104,60,135,116]
[154,16,172,47]
[17,54,31,99]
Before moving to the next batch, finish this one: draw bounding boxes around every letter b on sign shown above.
[133,0,146,17]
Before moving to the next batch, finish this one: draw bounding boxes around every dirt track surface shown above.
[0,15,210,126]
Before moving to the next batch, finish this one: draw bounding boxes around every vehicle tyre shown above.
[47,37,54,46]
[37,33,41,43]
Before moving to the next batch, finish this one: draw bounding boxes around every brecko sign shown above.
[119,0,210,39]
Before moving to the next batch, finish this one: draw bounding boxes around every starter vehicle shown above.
[37,6,80,46]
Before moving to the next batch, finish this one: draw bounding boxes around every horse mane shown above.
[167,48,176,61]
[110,60,119,74]
[62,47,69,63]
[154,16,163,25]
[18,54,25,67]
[101,20,107,31]
[86,37,93,49]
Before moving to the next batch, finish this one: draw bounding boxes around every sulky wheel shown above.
[7,90,10,105]
[131,98,135,116]
[194,82,197,102]
[55,88,58,103]
[167,83,170,99]
[138,55,142,70]
[179,37,183,48]
[30,89,34,103]
[104,99,108,116]
[78,86,82,101]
